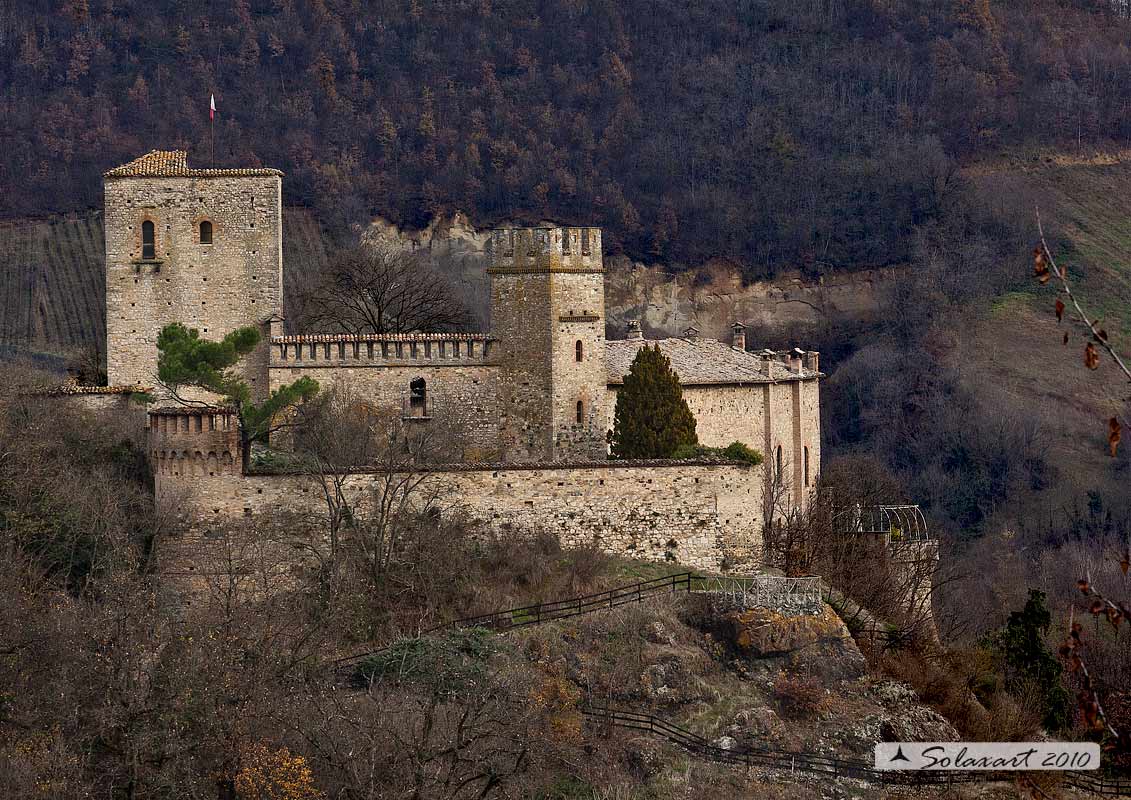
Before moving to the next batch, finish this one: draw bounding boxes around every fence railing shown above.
[690,575,823,612]
[583,706,1131,796]
[335,571,824,666]
[334,572,695,666]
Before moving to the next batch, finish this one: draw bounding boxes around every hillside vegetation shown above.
[5,0,1131,274]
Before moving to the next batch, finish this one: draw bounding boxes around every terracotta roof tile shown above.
[105,150,283,178]
[606,337,819,386]
[32,383,152,396]
[272,332,494,344]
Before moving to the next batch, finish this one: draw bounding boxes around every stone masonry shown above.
[104,151,283,400]
[105,150,827,571]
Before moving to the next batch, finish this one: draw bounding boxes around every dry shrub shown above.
[878,649,1045,742]
[773,672,825,719]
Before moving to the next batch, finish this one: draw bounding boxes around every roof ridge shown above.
[105,149,283,178]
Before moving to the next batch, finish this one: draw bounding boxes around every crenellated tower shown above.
[488,227,608,462]
[104,150,284,400]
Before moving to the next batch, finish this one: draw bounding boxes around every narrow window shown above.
[410,377,427,416]
[775,445,783,478]
[576,399,584,424]
[562,229,571,254]
[199,220,213,244]
[141,220,155,260]
[803,446,810,486]
[575,339,583,362]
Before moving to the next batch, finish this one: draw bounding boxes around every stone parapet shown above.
[270,334,495,368]
[487,227,603,273]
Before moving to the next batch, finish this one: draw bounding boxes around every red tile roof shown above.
[105,150,283,178]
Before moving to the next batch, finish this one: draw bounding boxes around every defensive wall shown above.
[148,407,765,571]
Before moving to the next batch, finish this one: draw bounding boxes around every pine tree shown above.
[611,344,698,459]
[156,323,318,472]
[995,589,1072,732]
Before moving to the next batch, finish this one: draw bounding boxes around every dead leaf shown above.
[1077,578,1091,594]
[1063,331,1069,346]
[1034,247,1051,283]
[1085,341,1100,370]
[1055,298,1065,322]
[1109,417,1122,458]
[1090,599,1106,615]
[1120,547,1129,576]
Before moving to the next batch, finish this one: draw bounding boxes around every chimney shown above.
[683,325,700,340]
[730,321,746,351]
[760,349,774,377]
[627,320,644,341]
[805,350,820,372]
[789,347,804,373]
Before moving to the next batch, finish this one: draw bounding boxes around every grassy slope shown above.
[960,156,1131,499]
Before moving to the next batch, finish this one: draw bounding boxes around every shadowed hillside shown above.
[7,0,1131,275]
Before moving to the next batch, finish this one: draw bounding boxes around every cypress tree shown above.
[611,344,698,458]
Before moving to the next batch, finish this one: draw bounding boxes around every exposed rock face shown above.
[365,213,903,340]
[722,604,867,682]
[604,259,903,341]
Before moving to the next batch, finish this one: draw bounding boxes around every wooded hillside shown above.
[4,0,1131,273]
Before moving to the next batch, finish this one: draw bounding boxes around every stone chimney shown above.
[627,320,644,341]
[730,322,746,351]
[805,350,820,372]
[760,349,774,377]
[789,347,804,373]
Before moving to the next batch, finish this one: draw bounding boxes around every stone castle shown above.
[103,150,824,570]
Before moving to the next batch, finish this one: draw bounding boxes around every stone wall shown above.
[268,334,501,461]
[149,406,765,571]
[603,373,820,511]
[488,227,608,462]
[104,174,283,399]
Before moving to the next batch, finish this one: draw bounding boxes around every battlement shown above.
[487,227,603,273]
[269,333,496,369]
[148,407,240,477]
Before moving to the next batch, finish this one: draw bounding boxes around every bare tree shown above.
[299,241,473,335]
[290,389,457,613]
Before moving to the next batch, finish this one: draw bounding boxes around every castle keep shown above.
[107,151,823,570]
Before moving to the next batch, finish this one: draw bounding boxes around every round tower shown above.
[148,407,241,502]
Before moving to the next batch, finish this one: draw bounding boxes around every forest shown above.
[5,0,1131,275]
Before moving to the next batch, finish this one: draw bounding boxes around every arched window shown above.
[141,220,155,260]
[576,399,584,424]
[409,377,427,416]
[775,445,783,478]
[199,220,213,244]
[575,340,583,362]
[803,446,810,486]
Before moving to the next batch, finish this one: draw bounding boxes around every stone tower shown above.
[103,150,283,399]
[488,227,608,462]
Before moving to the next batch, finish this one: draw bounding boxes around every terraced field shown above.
[0,209,332,360]
[0,215,105,357]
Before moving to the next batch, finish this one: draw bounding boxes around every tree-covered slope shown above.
[5,0,1131,274]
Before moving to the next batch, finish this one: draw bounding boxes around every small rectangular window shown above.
[141,220,156,260]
